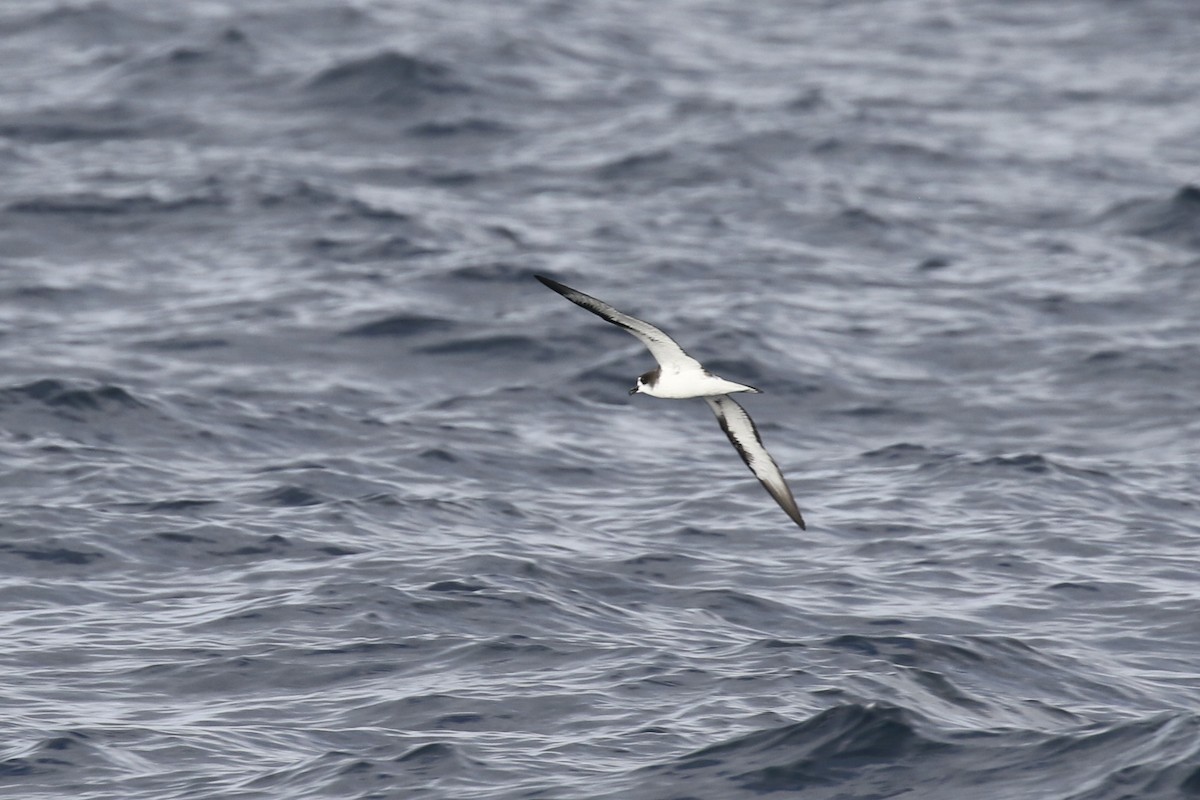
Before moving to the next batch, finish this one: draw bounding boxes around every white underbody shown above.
[637,366,758,399]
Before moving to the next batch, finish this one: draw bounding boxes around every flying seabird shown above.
[536,274,806,529]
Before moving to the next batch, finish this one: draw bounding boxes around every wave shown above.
[340,313,456,339]
[414,334,552,357]
[0,542,104,566]
[0,102,190,143]
[639,703,1200,799]
[310,234,441,262]
[644,703,944,794]
[1099,184,1200,251]
[0,378,145,413]
[6,190,226,216]
[305,50,470,110]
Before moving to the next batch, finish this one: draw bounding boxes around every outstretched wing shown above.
[536,275,699,369]
[704,395,806,529]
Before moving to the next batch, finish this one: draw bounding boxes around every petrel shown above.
[536,274,806,529]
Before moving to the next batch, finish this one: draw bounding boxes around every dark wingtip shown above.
[780,501,806,529]
[535,274,568,293]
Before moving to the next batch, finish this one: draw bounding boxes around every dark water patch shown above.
[824,634,985,668]
[486,224,524,245]
[592,148,721,188]
[620,552,691,567]
[656,703,944,792]
[1048,581,1101,593]
[1012,713,1200,799]
[259,485,326,507]
[309,234,440,262]
[302,641,415,658]
[713,127,811,169]
[482,635,556,656]
[135,336,230,352]
[687,588,790,628]
[0,103,173,143]
[147,525,348,565]
[655,708,1200,798]
[253,178,345,210]
[406,117,513,138]
[305,50,469,109]
[916,255,953,271]
[594,149,673,181]
[392,741,493,783]
[1080,343,1193,379]
[905,667,988,710]
[340,197,414,222]
[42,735,86,752]
[761,638,809,650]
[446,261,536,282]
[415,334,549,357]
[113,27,260,92]
[333,758,371,776]
[340,313,455,338]
[1029,290,1151,326]
[395,742,458,764]
[117,498,219,513]
[811,134,964,173]
[255,460,329,474]
[675,524,730,539]
[862,442,955,463]
[318,544,357,557]
[1100,184,1200,250]
[837,403,910,419]
[357,491,402,507]
[2,282,90,302]
[1183,765,1200,794]
[0,731,93,781]
[152,530,215,544]
[435,713,486,729]
[389,166,482,187]
[7,190,226,216]
[617,552,706,584]
[801,206,912,250]
[426,580,487,593]
[0,3,172,46]
[1085,348,1123,364]
[208,533,293,557]
[0,543,103,566]
[965,452,1114,483]
[0,379,145,412]
[0,378,188,444]
[845,523,931,542]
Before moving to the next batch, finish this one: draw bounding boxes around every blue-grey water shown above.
[2,2,1199,798]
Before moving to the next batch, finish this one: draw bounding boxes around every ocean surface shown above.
[2,1,1199,798]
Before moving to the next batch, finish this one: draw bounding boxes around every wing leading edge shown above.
[535,275,698,369]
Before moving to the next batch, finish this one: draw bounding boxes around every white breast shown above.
[643,367,758,399]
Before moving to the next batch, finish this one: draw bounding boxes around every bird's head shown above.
[629,368,660,396]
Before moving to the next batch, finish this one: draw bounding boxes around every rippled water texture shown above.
[2,1,1199,798]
